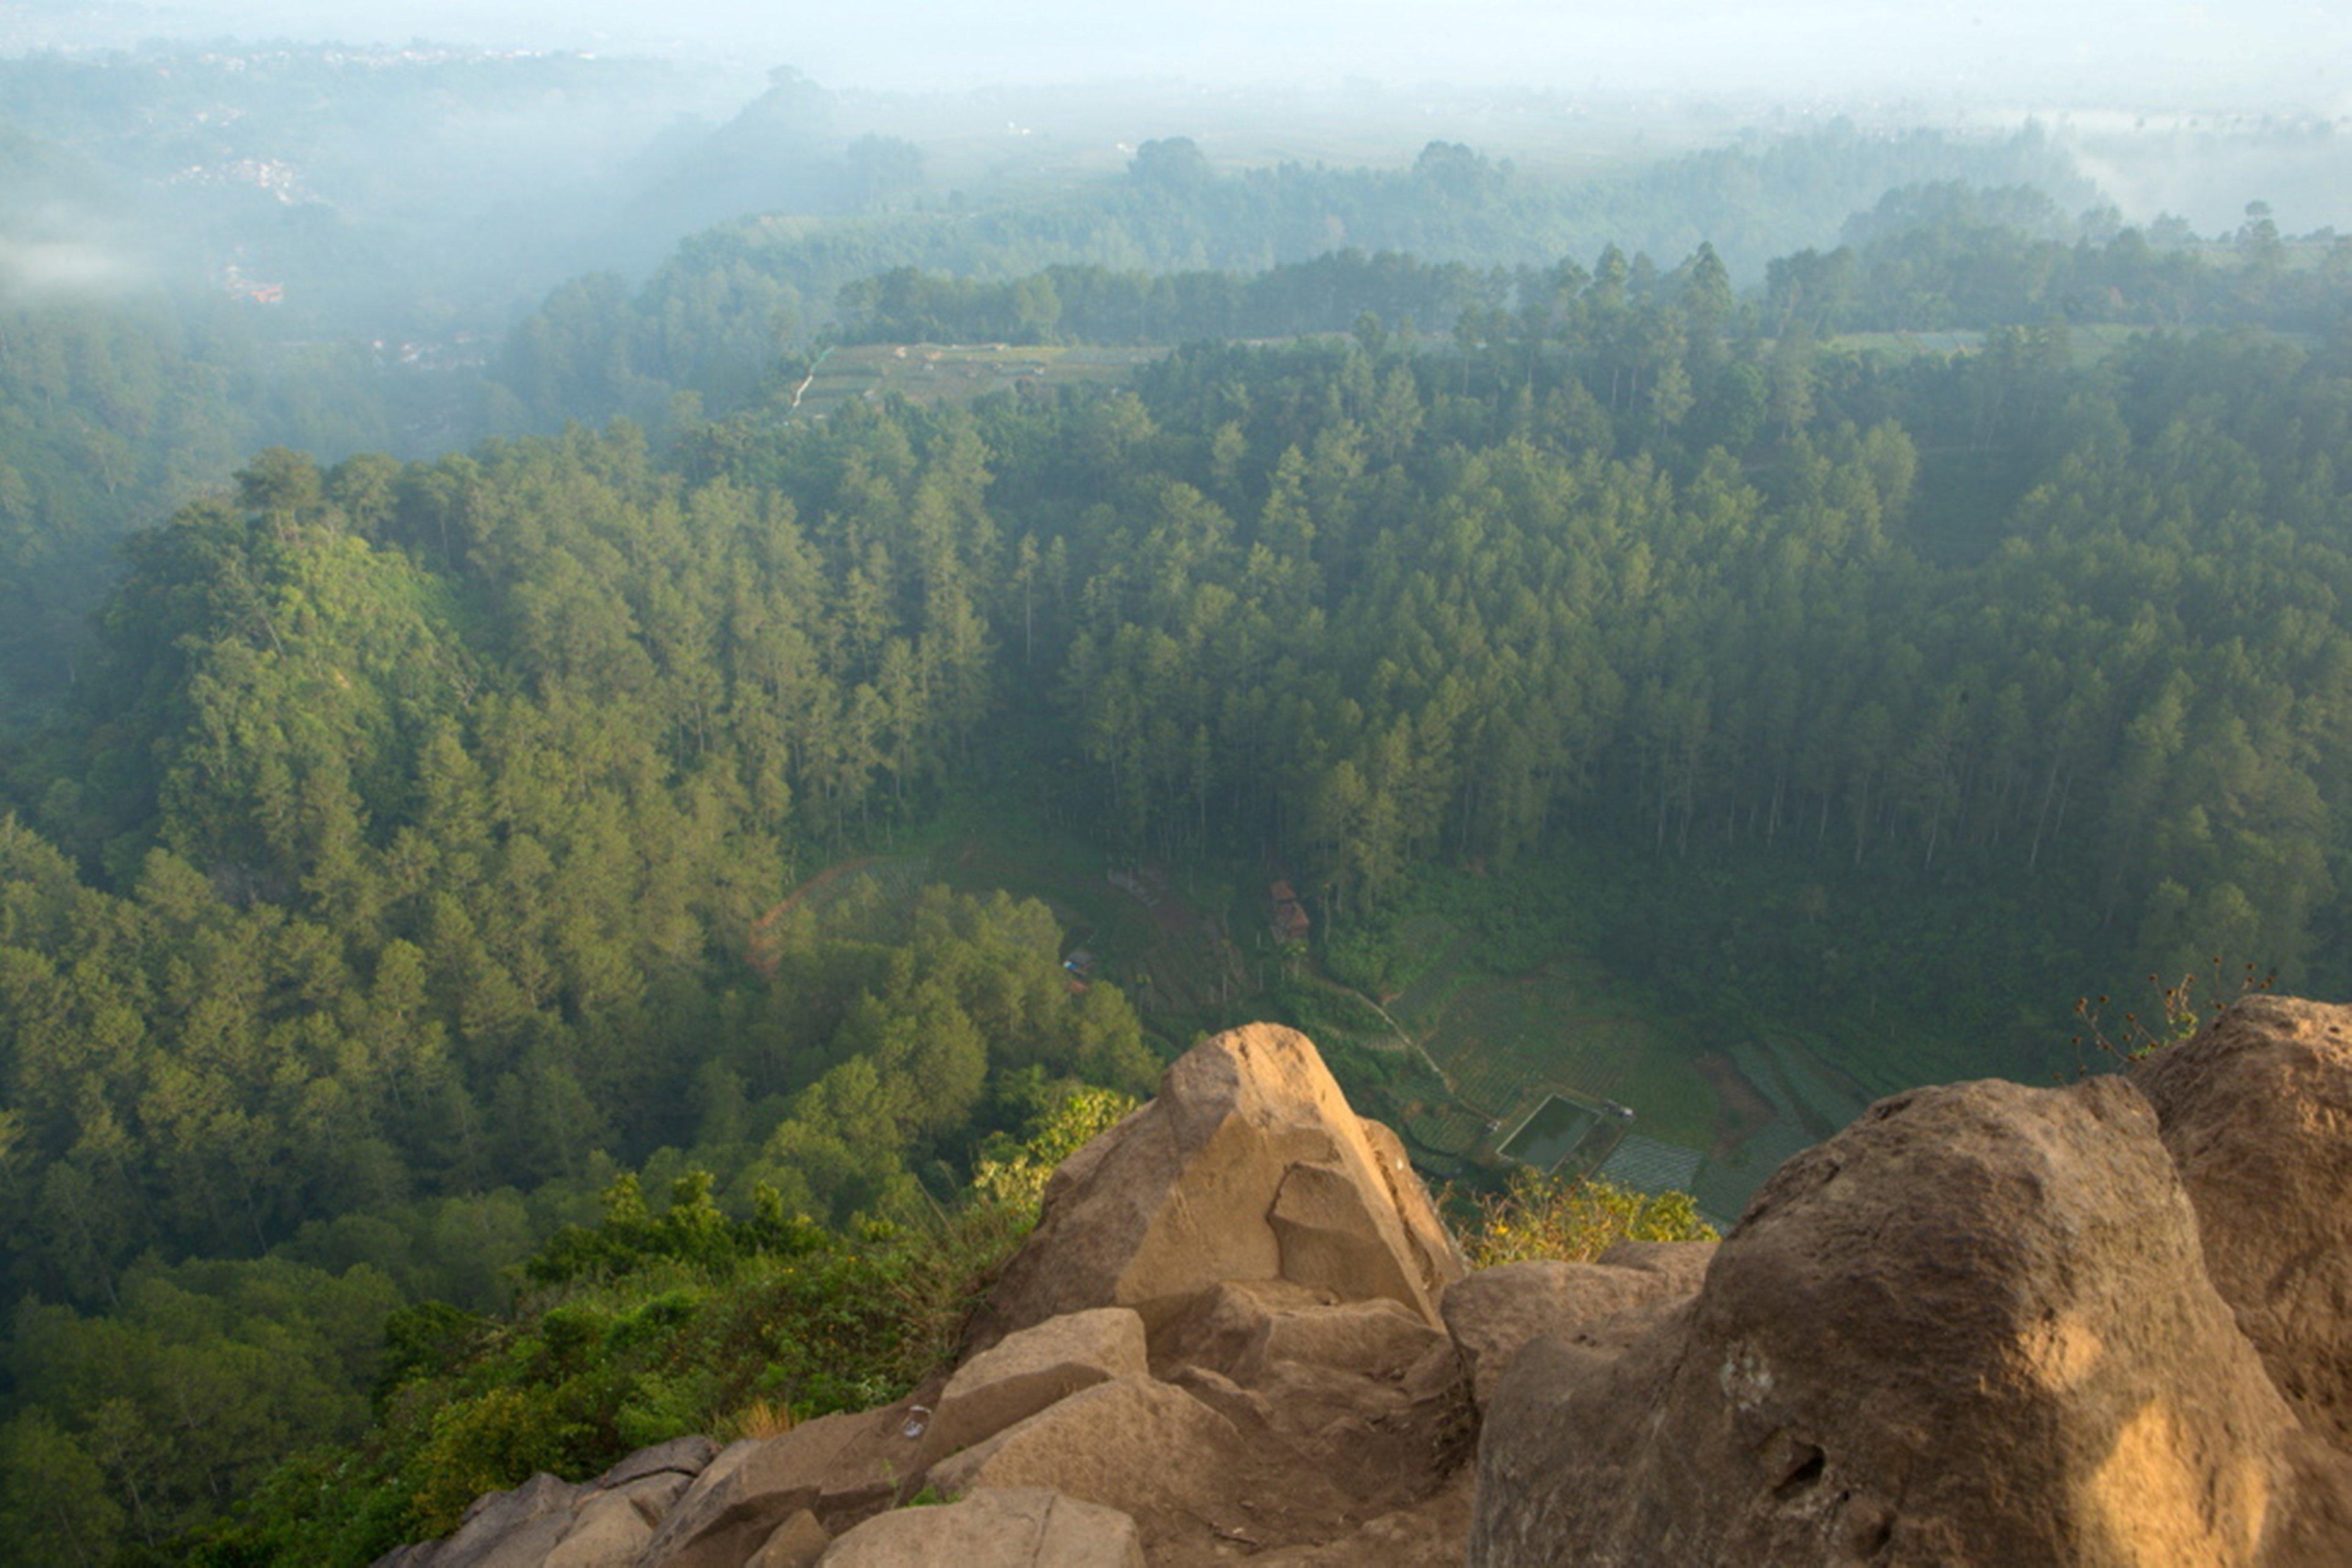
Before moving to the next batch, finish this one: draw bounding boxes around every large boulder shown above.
[2134,997,2352,1448]
[977,1025,1462,1344]
[752,1514,837,1561]
[1155,1279,1446,1389]
[816,1488,1143,1567]
[1147,1280,1470,1543]
[414,1473,587,1568]
[1589,1238,1717,1294]
[1440,1249,1710,1410]
[1248,1468,1478,1567]
[599,1438,721,1493]
[923,1376,1248,1539]
[1237,1294,1448,1386]
[746,1511,832,1567]
[925,1308,1148,1463]
[636,1397,932,1568]
[541,1492,656,1568]
[373,1439,723,1568]
[1470,1075,2328,1566]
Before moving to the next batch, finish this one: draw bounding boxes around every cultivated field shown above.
[757,807,1880,1219]
[785,342,1163,419]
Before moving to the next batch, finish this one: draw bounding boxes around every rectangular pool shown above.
[1500,1094,1601,1171]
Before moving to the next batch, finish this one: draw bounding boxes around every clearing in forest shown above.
[753,823,1872,1220]
[1387,932,1872,1217]
[785,342,1162,419]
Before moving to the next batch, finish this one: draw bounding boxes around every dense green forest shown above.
[497,124,2100,424]
[829,183,2351,348]
[0,297,483,710]
[5,84,2352,1555]
[0,119,2102,727]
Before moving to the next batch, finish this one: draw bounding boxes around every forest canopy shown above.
[1,100,2350,1559]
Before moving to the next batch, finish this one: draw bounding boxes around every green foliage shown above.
[7,199,2352,1565]
[2,658,1138,1557]
[525,1172,823,1286]
[1768,181,2352,336]
[0,1255,401,1566]
[1321,917,1430,997]
[1267,980,1396,1050]
[174,1085,1107,1564]
[1459,1169,1718,1269]
[503,125,2096,426]
[406,1387,585,1534]
[969,1085,1140,1215]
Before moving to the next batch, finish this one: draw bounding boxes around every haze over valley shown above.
[1,4,2349,1561]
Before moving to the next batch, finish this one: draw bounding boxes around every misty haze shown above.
[2,2,2351,1563]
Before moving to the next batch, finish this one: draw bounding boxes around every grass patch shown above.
[789,342,1160,420]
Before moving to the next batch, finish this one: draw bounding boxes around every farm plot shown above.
[786,342,1162,419]
[1408,953,1715,1149]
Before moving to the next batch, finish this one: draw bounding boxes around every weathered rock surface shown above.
[428,1473,587,1568]
[926,1307,1148,1462]
[1249,1468,1478,1567]
[925,1376,1247,1538]
[376,1442,727,1568]
[1157,1279,1445,1387]
[390,1000,2352,1568]
[2134,996,2352,1448]
[636,1395,936,1568]
[541,1491,656,1568]
[1471,1074,2328,1566]
[1440,1250,1708,1410]
[1140,1278,1473,1555]
[744,1511,830,1568]
[752,1504,837,1568]
[976,1024,1463,1343]
[815,1488,1144,1567]
[603,1438,722,1492]
[1589,1237,1716,1293]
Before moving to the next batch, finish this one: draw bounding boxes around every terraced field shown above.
[1825,322,2147,368]
[786,342,1163,419]
[1397,951,1713,1144]
[1374,924,1877,1220]
[761,820,1878,1220]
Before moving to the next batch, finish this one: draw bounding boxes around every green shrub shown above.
[1459,1170,1717,1269]
[408,1388,586,1535]
[177,1088,1126,1565]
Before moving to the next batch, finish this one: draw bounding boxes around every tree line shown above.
[496,125,2096,425]
[830,188,2351,353]
[5,213,2352,1561]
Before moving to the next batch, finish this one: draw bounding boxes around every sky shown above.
[20,0,2352,109]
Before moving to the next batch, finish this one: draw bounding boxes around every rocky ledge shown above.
[384,1001,2352,1566]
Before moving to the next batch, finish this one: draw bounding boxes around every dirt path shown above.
[787,345,834,412]
[745,852,882,976]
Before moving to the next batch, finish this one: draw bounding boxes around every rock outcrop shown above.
[816,1487,1144,1566]
[2133,997,2352,1449]
[923,1307,1148,1463]
[923,1375,1250,1537]
[379,1440,720,1568]
[636,1396,939,1568]
[976,1022,1464,1343]
[1440,1243,1713,1410]
[1469,1066,2352,1566]
[387,1002,2352,1568]
[379,1025,1473,1568]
